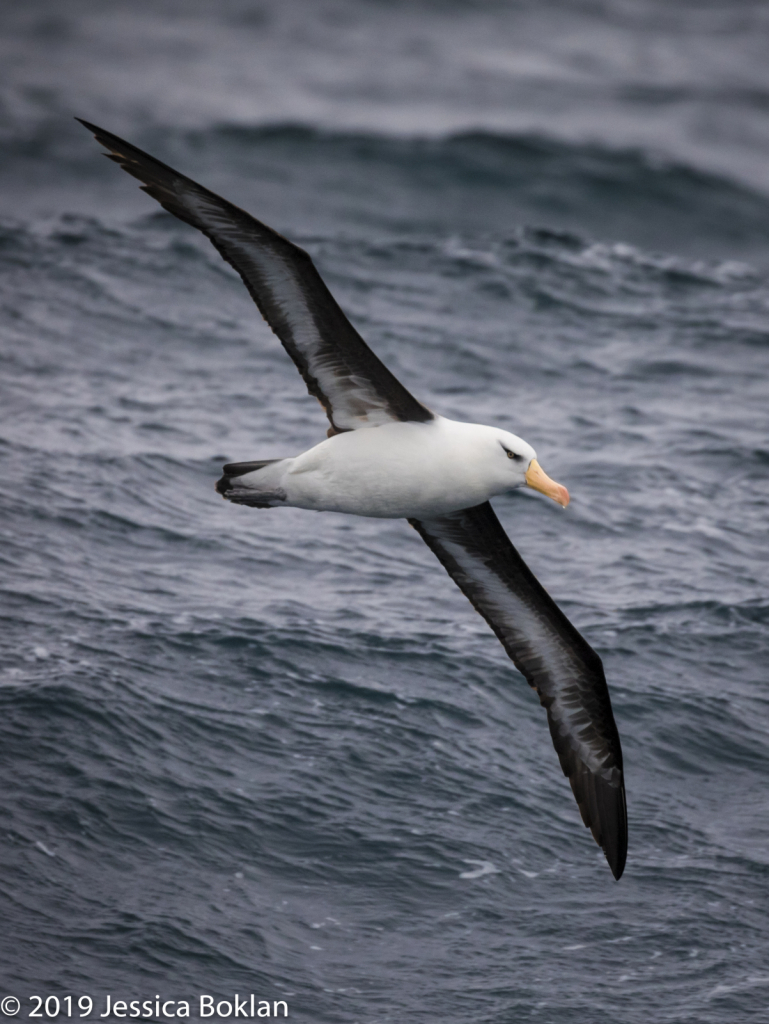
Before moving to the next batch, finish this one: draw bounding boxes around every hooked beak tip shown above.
[525,459,570,508]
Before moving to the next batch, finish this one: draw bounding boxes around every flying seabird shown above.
[78,119,627,880]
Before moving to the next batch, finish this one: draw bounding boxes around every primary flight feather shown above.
[78,118,627,880]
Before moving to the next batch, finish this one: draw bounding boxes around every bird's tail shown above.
[216,459,290,508]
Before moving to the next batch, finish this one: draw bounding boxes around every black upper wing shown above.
[77,119,433,434]
[409,502,627,879]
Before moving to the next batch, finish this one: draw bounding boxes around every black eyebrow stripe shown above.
[500,443,523,460]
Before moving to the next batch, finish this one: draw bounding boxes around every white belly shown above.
[282,418,505,518]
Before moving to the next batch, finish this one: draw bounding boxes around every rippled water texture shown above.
[1,2,768,1022]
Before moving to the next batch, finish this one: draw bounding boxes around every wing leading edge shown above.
[409,502,627,879]
[77,119,433,434]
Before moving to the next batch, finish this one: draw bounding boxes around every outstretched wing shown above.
[409,502,627,879]
[77,119,433,434]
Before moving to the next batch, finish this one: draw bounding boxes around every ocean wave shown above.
[4,119,769,266]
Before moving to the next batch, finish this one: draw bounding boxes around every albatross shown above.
[78,119,628,880]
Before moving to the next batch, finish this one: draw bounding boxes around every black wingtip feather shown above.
[76,118,212,232]
[570,770,628,880]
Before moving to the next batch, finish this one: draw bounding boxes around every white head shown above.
[487,427,570,507]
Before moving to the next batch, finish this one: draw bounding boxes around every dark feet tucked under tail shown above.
[216,459,285,507]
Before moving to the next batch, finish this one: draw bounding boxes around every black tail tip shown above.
[215,475,231,496]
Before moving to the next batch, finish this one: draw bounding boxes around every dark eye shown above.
[501,445,523,462]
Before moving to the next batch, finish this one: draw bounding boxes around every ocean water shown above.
[1,1,768,1022]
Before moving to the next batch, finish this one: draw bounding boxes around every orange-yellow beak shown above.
[525,459,570,507]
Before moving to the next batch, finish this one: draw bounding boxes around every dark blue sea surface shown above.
[1,2,768,1022]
